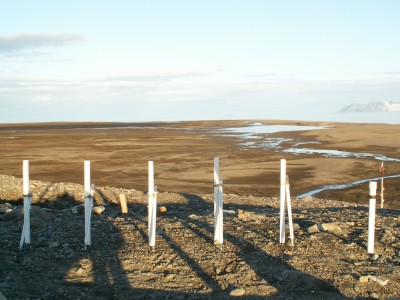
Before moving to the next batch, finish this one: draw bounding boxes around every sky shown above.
[1,0,400,123]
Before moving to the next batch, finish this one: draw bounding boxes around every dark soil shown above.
[1,176,400,299]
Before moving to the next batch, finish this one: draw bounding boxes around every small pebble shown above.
[49,241,59,249]
[158,206,167,215]
[371,254,380,261]
[369,292,379,299]
[340,274,353,279]
[92,206,105,215]
[164,274,175,281]
[229,288,245,297]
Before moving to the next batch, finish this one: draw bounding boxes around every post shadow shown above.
[60,191,223,299]
[6,187,359,299]
[174,193,353,299]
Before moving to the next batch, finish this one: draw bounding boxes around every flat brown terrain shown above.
[0,120,399,208]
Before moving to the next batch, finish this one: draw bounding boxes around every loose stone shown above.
[49,241,59,249]
[229,288,245,297]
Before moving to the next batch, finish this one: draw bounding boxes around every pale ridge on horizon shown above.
[339,101,400,113]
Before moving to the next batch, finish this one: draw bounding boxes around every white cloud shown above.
[0,33,84,53]
[32,94,51,102]
[104,72,207,83]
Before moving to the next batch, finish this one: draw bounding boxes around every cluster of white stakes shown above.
[18,159,379,255]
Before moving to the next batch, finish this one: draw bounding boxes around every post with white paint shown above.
[285,175,295,247]
[368,181,377,254]
[84,161,92,249]
[214,178,224,245]
[381,177,384,209]
[19,160,31,249]
[380,161,385,209]
[148,161,157,247]
[279,159,286,243]
[214,157,219,217]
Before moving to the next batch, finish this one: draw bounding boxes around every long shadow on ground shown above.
[1,190,367,299]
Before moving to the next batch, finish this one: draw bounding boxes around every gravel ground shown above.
[1,175,400,299]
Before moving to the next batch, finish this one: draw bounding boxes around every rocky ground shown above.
[1,175,400,299]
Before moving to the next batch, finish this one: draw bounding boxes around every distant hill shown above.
[339,101,400,113]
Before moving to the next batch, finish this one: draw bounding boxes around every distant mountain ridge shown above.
[339,101,400,113]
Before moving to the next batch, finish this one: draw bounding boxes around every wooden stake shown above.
[20,160,31,249]
[381,176,384,209]
[148,161,156,247]
[120,194,128,214]
[279,159,286,243]
[285,175,295,247]
[84,161,91,197]
[380,161,384,209]
[368,181,377,254]
[214,157,219,217]
[23,160,30,196]
[84,161,92,249]
[214,178,224,245]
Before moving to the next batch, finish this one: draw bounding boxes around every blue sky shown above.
[1,0,400,123]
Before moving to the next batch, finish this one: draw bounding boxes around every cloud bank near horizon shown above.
[0,33,84,53]
[1,70,400,123]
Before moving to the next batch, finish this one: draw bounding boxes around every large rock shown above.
[307,222,343,233]
[368,275,389,286]
[258,284,278,294]
[237,209,261,221]
[321,223,343,232]
[0,205,54,228]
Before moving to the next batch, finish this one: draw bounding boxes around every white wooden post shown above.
[279,159,286,243]
[90,183,95,198]
[285,175,294,247]
[368,181,377,254]
[381,177,384,209]
[380,161,384,209]
[214,178,224,244]
[214,157,219,217]
[19,160,31,249]
[23,160,30,197]
[84,161,92,249]
[148,161,157,247]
